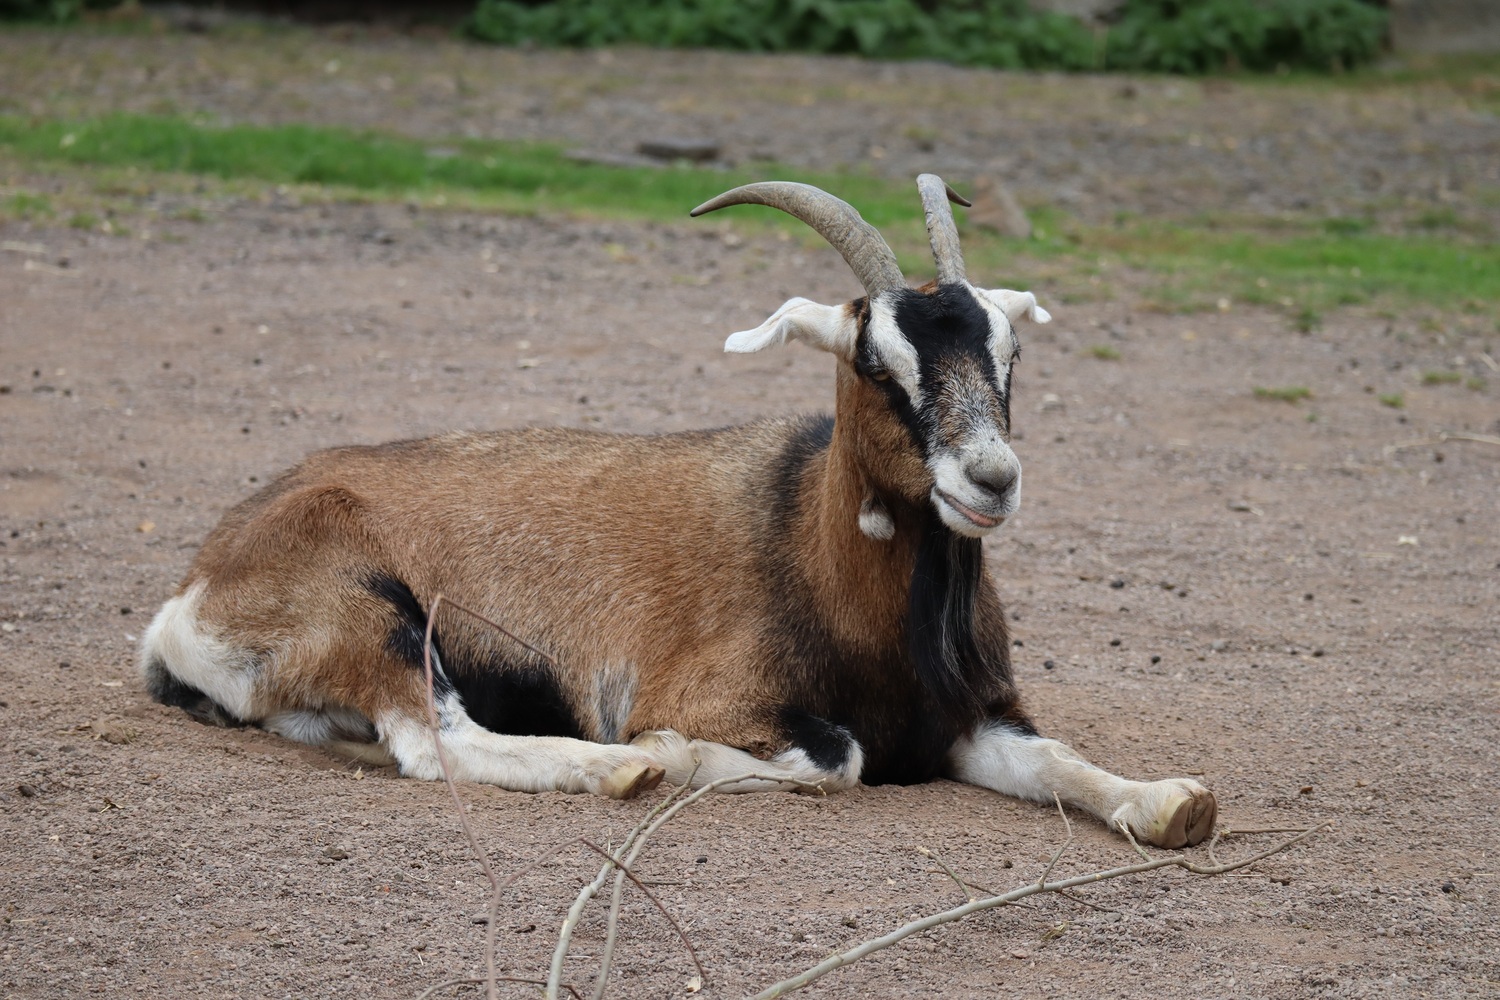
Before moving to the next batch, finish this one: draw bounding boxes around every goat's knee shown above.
[631,726,862,792]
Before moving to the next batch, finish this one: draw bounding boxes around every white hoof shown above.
[1115,778,1217,849]
[593,752,666,800]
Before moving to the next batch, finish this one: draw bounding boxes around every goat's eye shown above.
[870,370,891,382]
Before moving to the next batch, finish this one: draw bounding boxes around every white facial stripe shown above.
[866,297,922,405]
[972,288,1021,365]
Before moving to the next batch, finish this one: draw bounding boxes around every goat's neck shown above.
[795,418,922,649]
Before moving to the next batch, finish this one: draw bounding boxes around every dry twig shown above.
[1385,430,1500,456]
[915,846,984,902]
[556,769,825,1000]
[415,977,583,1000]
[747,820,1333,999]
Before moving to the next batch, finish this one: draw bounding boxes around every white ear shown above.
[724,298,856,359]
[980,288,1051,326]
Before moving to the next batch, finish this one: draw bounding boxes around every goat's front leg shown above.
[949,722,1216,848]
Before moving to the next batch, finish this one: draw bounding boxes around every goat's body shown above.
[142,176,1219,848]
[144,417,1021,787]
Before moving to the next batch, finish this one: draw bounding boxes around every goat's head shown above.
[693,175,1050,540]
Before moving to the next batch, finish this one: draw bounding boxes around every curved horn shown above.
[691,181,905,297]
[917,173,971,286]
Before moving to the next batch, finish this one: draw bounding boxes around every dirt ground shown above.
[3,21,1500,1000]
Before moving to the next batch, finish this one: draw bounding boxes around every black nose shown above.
[970,468,1018,505]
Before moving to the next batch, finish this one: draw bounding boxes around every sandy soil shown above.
[3,23,1499,1000]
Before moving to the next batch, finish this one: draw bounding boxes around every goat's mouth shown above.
[933,489,1006,532]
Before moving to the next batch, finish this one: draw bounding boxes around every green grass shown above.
[1087,344,1122,360]
[2,112,1497,314]
[1254,385,1313,403]
[1072,217,1500,314]
[1421,370,1463,385]
[4,190,52,218]
[1379,392,1404,408]
[0,111,950,266]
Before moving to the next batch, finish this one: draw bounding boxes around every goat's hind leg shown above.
[949,721,1217,848]
[378,677,665,799]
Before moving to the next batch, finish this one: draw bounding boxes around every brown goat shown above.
[140,176,1216,847]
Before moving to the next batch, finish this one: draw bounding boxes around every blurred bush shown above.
[1,0,124,21]
[1105,0,1388,73]
[465,0,1388,74]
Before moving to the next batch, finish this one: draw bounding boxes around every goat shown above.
[139,175,1216,848]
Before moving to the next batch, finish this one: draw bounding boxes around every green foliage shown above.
[1421,370,1462,385]
[4,191,52,218]
[465,0,1386,75]
[0,0,120,23]
[1378,392,1403,408]
[1106,0,1385,73]
[1087,344,1122,360]
[468,0,1095,70]
[1294,305,1321,333]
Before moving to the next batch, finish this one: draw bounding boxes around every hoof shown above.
[598,762,666,800]
[1148,785,1217,849]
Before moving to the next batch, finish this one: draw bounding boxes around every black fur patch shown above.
[768,414,835,523]
[908,512,990,718]
[777,707,854,773]
[363,572,582,739]
[446,661,585,741]
[143,656,243,727]
[887,285,1012,438]
[364,572,452,699]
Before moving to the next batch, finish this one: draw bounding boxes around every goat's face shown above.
[863,283,1045,537]
[696,175,1048,538]
[722,282,1049,539]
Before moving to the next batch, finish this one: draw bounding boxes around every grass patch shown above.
[1079,217,1500,314]
[2,112,1497,314]
[1254,385,1312,402]
[4,190,52,219]
[1087,344,1122,360]
[1421,370,1462,385]
[1378,392,1404,408]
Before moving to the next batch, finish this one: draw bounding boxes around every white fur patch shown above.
[858,495,896,540]
[865,296,922,404]
[263,706,374,745]
[631,729,864,793]
[139,581,259,720]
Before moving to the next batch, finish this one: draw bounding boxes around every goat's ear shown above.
[724,298,857,359]
[978,288,1052,326]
